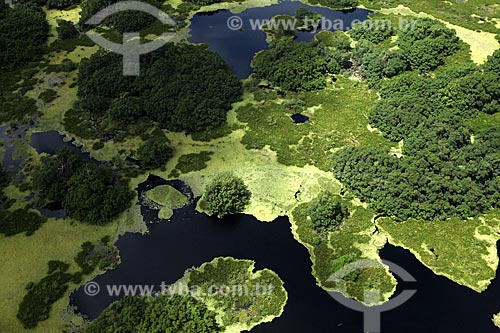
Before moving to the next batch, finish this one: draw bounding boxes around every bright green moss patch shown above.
[377,210,500,292]
[237,76,394,171]
[363,1,500,34]
[181,257,288,331]
[493,312,500,329]
[291,195,396,304]
[145,185,188,210]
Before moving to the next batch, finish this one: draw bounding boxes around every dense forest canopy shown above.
[32,148,133,225]
[333,52,500,221]
[68,44,242,138]
[86,295,221,333]
[369,61,500,142]
[252,35,354,91]
[79,0,163,32]
[0,2,49,71]
[397,18,460,72]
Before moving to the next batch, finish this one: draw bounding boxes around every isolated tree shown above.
[202,173,251,218]
[56,19,79,39]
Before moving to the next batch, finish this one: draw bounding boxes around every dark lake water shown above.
[291,113,310,123]
[30,130,96,163]
[188,1,371,78]
[71,176,500,333]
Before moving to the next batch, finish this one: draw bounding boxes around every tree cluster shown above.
[0,2,49,71]
[352,40,408,83]
[136,133,173,170]
[308,0,358,9]
[397,18,460,72]
[349,20,396,44]
[86,295,221,333]
[186,0,227,5]
[17,238,117,329]
[252,39,330,91]
[57,19,79,39]
[32,148,133,225]
[295,8,322,30]
[70,44,242,138]
[333,121,500,221]
[201,173,251,218]
[306,191,349,233]
[0,209,47,236]
[47,0,80,9]
[79,0,162,33]
[370,63,500,141]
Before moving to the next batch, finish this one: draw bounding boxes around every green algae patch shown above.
[237,76,394,171]
[291,196,396,305]
[145,185,188,210]
[377,211,500,292]
[175,257,287,332]
[364,1,500,33]
[493,312,500,329]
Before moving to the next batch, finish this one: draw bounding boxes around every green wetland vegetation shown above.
[1,0,500,330]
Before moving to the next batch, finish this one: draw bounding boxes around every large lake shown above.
[188,1,371,78]
[70,175,500,333]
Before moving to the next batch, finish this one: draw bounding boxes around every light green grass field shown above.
[377,210,500,292]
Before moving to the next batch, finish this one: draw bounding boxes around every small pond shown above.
[291,113,309,123]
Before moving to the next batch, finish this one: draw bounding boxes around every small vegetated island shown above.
[1,0,500,331]
[86,257,287,332]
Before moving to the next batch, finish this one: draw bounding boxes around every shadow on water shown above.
[71,177,500,332]
[188,1,371,78]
